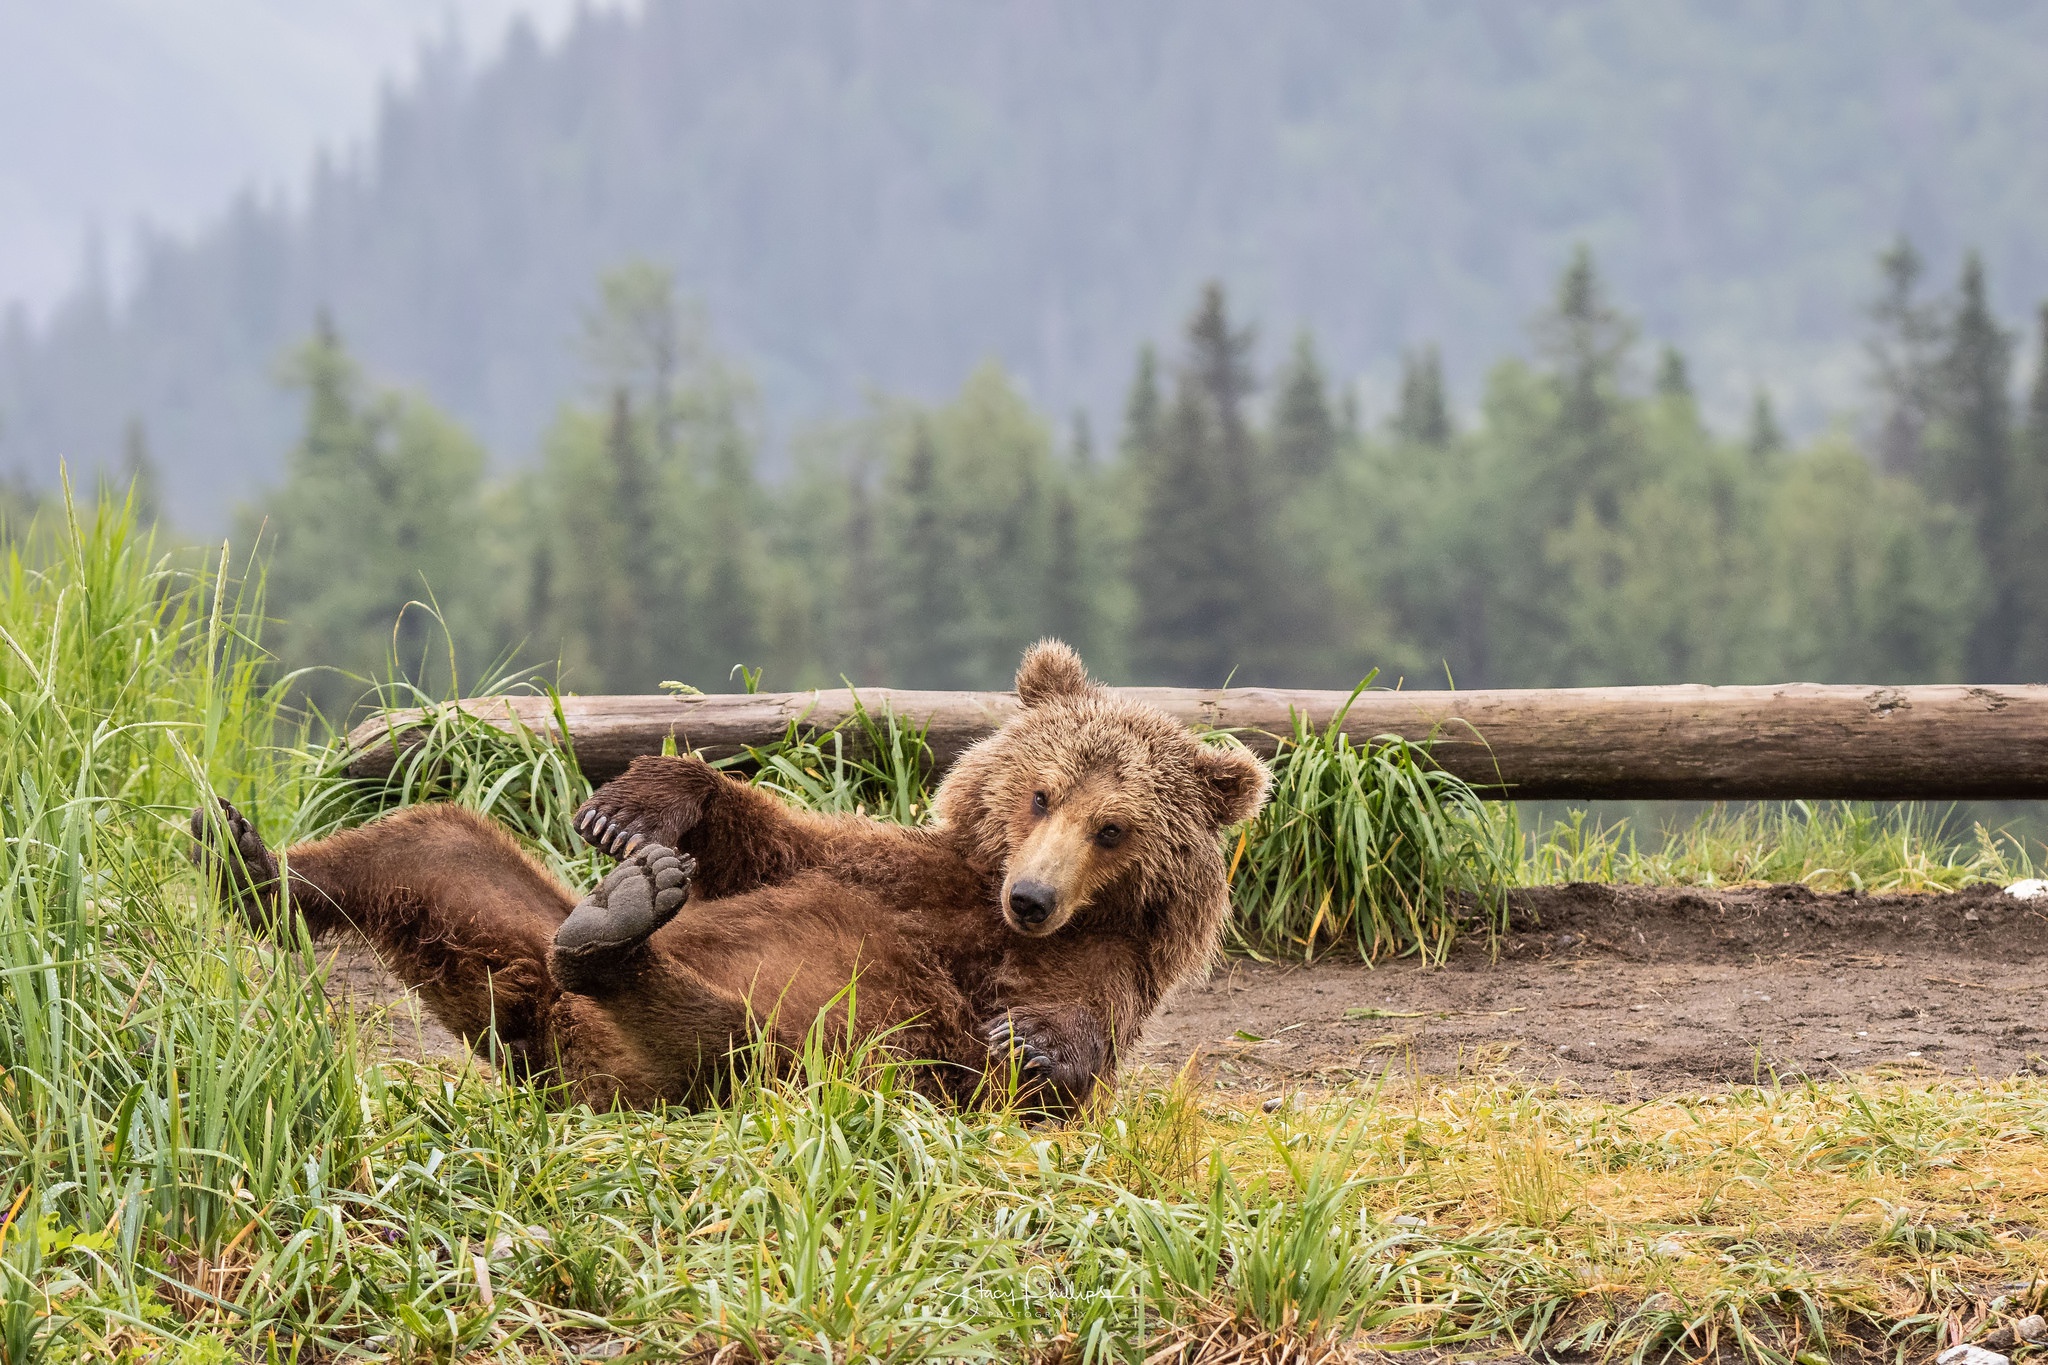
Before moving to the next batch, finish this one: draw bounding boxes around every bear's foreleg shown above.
[982,1007,1111,1110]
[573,754,820,897]
[981,942,1157,1110]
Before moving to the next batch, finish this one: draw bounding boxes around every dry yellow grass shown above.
[1058,1069,2048,1362]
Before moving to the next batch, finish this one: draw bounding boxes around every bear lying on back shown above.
[191,641,1270,1109]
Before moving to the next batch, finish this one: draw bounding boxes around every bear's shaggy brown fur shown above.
[191,641,1270,1109]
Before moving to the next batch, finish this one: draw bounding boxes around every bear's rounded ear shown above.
[1192,740,1271,829]
[1016,639,1095,707]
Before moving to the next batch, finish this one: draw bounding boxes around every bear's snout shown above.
[1007,879,1058,929]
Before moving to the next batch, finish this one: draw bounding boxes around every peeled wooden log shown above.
[342,682,2048,801]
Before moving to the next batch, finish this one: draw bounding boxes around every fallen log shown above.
[342,682,2048,801]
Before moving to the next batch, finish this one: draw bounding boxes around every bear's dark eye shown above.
[1031,790,1049,816]
[1095,823,1125,848]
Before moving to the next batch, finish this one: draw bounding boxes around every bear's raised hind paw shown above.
[188,797,284,929]
[550,843,695,995]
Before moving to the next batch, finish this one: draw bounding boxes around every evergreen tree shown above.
[526,384,672,693]
[1131,282,1266,683]
[527,536,555,642]
[1121,344,1162,462]
[1769,438,1982,681]
[1271,331,1336,478]
[1131,380,1227,682]
[791,362,1063,688]
[1746,389,1784,462]
[1466,248,1645,684]
[260,314,490,719]
[1392,345,1452,447]
[598,387,666,688]
[1337,385,1362,445]
[2029,302,2048,457]
[526,269,773,691]
[1654,345,1692,400]
[921,362,1063,683]
[1048,407,1098,660]
[1932,254,2013,521]
[583,261,688,459]
[1118,343,1167,669]
[120,417,163,525]
[1547,441,1774,685]
[1534,247,1638,522]
[603,389,660,589]
[1069,409,1095,466]
[1187,282,1259,450]
[1865,236,1946,480]
[693,411,765,680]
[890,418,969,687]
[1186,285,1264,649]
[1044,485,1091,655]
[840,471,889,684]
[1930,253,2015,678]
[2007,304,2048,678]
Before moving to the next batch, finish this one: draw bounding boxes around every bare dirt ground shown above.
[325,882,2048,1099]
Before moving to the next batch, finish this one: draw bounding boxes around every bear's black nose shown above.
[1008,880,1057,926]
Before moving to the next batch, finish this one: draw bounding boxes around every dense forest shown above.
[7,1,2048,526]
[16,237,2032,716]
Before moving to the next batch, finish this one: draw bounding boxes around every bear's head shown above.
[933,639,1271,938]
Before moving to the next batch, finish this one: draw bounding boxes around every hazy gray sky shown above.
[0,0,625,318]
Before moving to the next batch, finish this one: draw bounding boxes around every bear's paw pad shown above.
[555,843,696,958]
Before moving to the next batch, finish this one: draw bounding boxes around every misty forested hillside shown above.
[6,0,2048,525]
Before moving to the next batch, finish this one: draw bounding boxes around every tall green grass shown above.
[324,684,939,890]
[1226,684,1515,963]
[308,671,603,882]
[722,698,936,825]
[0,492,366,1358]
[1519,800,2037,892]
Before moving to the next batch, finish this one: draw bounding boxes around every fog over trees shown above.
[6,3,2048,701]
[7,1,2048,524]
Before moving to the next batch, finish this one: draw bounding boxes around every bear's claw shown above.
[573,806,646,859]
[188,797,283,925]
[572,755,726,862]
[984,1014,1056,1077]
[551,842,695,994]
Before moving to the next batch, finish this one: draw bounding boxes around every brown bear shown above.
[190,641,1269,1109]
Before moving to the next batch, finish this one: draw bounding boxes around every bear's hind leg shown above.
[192,801,577,1076]
[544,843,757,1107]
[571,754,818,898]
[550,970,758,1109]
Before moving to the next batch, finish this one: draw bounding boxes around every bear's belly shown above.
[646,873,983,1058]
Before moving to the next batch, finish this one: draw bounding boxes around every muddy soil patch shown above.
[322,881,2048,1098]
[1139,881,2048,1097]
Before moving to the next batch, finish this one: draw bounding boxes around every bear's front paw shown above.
[573,754,722,859]
[983,1012,1059,1079]
[188,797,283,927]
[551,842,696,995]
[573,803,646,859]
